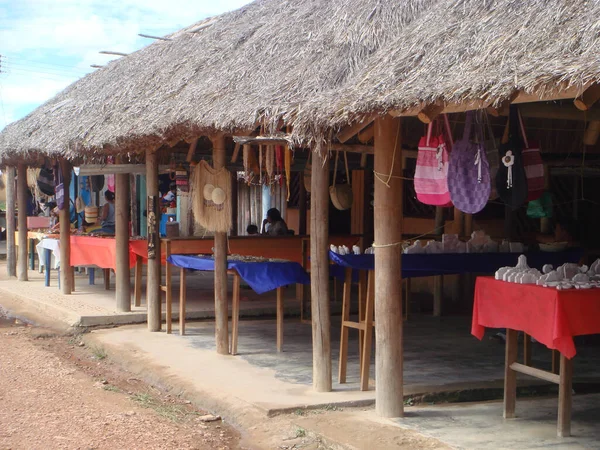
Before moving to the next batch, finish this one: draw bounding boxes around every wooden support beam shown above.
[59,159,72,295]
[583,121,600,146]
[433,207,444,317]
[358,124,374,143]
[374,115,404,418]
[115,170,131,312]
[17,164,28,281]
[310,151,332,392]
[211,133,229,355]
[231,142,241,163]
[146,149,161,332]
[510,362,560,384]
[360,153,368,168]
[233,135,289,146]
[186,138,199,163]
[487,92,519,117]
[511,102,600,121]
[558,354,574,437]
[231,172,238,236]
[336,115,376,143]
[574,84,600,111]
[329,143,374,154]
[417,103,444,124]
[6,167,16,277]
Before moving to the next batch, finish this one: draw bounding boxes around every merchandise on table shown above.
[495,255,600,289]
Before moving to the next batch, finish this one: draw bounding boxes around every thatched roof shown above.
[1,0,599,162]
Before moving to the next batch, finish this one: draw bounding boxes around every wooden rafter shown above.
[336,114,376,143]
[574,84,600,111]
[417,103,444,124]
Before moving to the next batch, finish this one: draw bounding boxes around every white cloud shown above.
[0,0,253,131]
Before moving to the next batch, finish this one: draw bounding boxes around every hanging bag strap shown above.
[426,122,433,147]
[517,108,529,148]
[443,114,454,151]
[462,111,474,142]
[483,110,497,151]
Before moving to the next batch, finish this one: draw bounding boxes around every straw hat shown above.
[211,187,226,205]
[203,183,215,201]
[329,184,353,210]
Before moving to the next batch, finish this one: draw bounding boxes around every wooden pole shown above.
[298,172,307,235]
[310,151,332,392]
[146,149,161,331]
[6,167,16,277]
[17,163,28,281]
[374,115,404,418]
[115,171,131,312]
[211,133,229,355]
[231,172,238,236]
[59,160,72,294]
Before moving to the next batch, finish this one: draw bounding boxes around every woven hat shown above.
[203,183,215,201]
[211,187,226,205]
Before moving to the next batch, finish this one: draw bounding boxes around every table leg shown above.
[360,271,375,391]
[338,268,352,383]
[70,267,75,292]
[230,274,240,355]
[44,249,51,287]
[166,262,172,334]
[29,238,35,270]
[276,287,284,352]
[134,256,142,307]
[103,269,110,290]
[523,333,532,366]
[179,268,186,336]
[558,354,573,437]
[358,270,367,368]
[552,350,560,374]
[89,268,95,285]
[504,328,518,419]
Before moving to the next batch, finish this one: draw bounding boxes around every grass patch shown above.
[103,385,120,393]
[90,345,107,360]
[130,393,191,423]
[295,427,306,438]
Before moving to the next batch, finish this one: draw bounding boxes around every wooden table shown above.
[164,254,309,355]
[472,277,600,437]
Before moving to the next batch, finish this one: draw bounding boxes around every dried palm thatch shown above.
[1,0,599,162]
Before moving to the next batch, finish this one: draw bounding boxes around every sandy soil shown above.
[0,315,240,450]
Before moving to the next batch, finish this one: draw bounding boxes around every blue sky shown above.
[0,0,252,131]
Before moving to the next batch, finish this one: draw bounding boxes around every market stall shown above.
[472,277,600,437]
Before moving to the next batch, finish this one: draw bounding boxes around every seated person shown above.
[246,224,259,235]
[162,183,177,207]
[95,190,116,234]
[261,208,288,236]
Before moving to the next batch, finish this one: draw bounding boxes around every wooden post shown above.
[433,207,444,317]
[310,151,332,392]
[146,149,161,332]
[212,133,229,355]
[374,115,404,417]
[115,171,131,312]
[231,172,238,236]
[59,160,72,294]
[503,328,518,418]
[6,167,16,277]
[17,163,28,281]
[557,354,574,437]
[298,173,307,235]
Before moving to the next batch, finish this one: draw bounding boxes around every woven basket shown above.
[329,151,353,210]
[84,206,98,224]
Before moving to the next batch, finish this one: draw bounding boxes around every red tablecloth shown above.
[472,277,600,359]
[70,236,137,271]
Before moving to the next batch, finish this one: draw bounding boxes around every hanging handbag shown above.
[518,110,545,201]
[448,111,491,214]
[414,115,453,206]
[496,105,528,210]
[37,166,55,196]
[329,151,353,210]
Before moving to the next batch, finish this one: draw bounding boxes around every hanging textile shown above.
[518,110,545,201]
[191,160,232,233]
[448,111,490,214]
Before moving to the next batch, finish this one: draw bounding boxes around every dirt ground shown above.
[0,305,449,450]
[0,314,241,450]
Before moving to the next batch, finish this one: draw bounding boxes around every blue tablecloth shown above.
[167,254,310,295]
[329,248,584,280]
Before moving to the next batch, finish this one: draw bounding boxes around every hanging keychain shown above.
[503,150,514,188]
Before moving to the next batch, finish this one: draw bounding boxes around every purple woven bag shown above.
[448,111,491,214]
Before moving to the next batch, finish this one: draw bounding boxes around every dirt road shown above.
[0,314,241,450]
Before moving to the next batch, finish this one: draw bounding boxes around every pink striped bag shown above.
[414,116,453,206]
[518,110,544,201]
